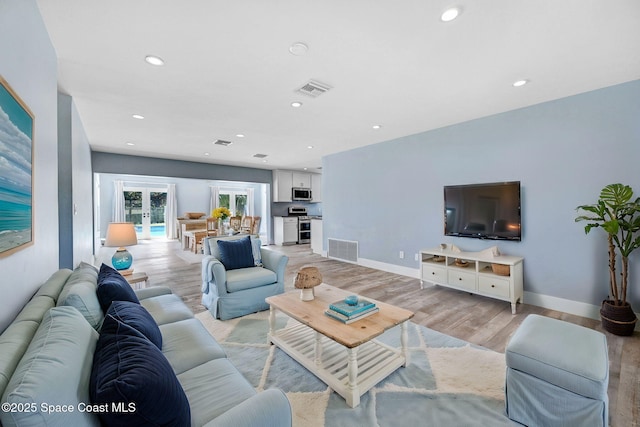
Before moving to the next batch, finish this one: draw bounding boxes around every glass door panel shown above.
[124,187,167,239]
[149,191,167,238]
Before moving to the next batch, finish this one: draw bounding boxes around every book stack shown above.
[325,298,379,324]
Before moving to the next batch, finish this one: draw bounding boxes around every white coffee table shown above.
[266,284,414,407]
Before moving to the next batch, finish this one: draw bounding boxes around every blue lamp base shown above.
[112,248,133,271]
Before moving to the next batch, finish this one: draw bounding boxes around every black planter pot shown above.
[600,300,637,336]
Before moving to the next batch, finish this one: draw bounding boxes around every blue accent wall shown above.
[92,152,272,183]
[324,80,640,309]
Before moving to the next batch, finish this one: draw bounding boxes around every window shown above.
[219,191,247,216]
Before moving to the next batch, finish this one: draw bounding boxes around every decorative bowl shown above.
[185,212,206,219]
[344,295,359,306]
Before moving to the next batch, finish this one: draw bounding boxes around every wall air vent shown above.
[296,80,332,98]
[253,154,268,158]
[214,140,232,146]
[327,238,358,264]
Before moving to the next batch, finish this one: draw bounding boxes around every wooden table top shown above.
[266,283,414,348]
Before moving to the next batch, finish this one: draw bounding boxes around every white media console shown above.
[420,247,524,314]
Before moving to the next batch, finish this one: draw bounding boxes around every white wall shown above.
[0,0,60,332]
[323,80,640,314]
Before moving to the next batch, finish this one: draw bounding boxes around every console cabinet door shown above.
[421,265,446,283]
[447,270,476,291]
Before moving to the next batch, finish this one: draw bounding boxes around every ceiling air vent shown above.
[214,139,232,146]
[253,154,268,158]
[296,80,332,98]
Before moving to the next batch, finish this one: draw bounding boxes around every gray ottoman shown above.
[505,314,609,427]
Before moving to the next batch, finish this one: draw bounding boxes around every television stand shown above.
[419,247,524,314]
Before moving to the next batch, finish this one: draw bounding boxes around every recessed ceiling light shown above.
[144,55,165,66]
[513,79,529,87]
[132,114,144,120]
[291,101,303,108]
[126,142,135,146]
[204,152,210,156]
[289,42,309,56]
[372,125,382,129]
[236,134,245,138]
[441,7,461,22]
[307,145,314,149]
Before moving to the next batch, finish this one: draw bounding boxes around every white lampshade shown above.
[105,222,138,247]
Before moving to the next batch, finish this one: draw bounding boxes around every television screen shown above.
[444,181,521,241]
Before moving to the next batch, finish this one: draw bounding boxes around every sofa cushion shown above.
[159,318,227,374]
[251,238,263,266]
[90,318,190,426]
[34,269,72,300]
[96,263,139,311]
[57,281,103,330]
[104,301,162,349]
[0,306,100,427]
[140,293,194,325]
[177,358,257,426]
[218,236,255,270]
[0,320,40,401]
[226,267,278,293]
[13,296,54,323]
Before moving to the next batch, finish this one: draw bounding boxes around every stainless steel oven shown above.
[287,207,311,244]
[298,217,311,243]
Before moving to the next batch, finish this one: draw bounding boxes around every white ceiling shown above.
[36,0,640,172]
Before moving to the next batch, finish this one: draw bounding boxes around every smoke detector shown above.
[295,80,332,98]
[213,140,232,146]
[253,154,268,158]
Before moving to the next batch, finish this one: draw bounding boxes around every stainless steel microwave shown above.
[292,187,312,201]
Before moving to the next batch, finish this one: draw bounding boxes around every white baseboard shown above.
[357,258,421,279]
[524,291,601,320]
[353,257,640,330]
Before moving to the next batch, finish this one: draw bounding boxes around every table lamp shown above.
[105,222,138,274]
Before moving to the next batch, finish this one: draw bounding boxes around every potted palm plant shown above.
[575,183,640,335]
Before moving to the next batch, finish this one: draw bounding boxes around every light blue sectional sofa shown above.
[201,236,288,320]
[0,263,291,427]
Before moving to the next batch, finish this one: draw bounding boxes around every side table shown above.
[125,272,149,289]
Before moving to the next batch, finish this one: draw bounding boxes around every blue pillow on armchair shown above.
[97,264,140,312]
[217,236,255,270]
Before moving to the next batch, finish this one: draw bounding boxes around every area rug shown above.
[195,311,517,427]
[174,248,203,264]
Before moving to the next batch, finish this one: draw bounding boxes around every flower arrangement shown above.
[211,207,232,220]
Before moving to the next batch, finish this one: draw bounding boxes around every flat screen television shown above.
[444,181,521,241]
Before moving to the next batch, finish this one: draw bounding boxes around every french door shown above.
[123,187,167,239]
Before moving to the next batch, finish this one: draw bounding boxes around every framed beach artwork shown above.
[0,76,34,257]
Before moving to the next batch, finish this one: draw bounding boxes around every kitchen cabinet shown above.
[311,173,322,202]
[274,216,298,245]
[292,171,311,188]
[273,170,293,202]
[273,170,322,203]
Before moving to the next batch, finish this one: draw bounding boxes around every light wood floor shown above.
[129,239,639,427]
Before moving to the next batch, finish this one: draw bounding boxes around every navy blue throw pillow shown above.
[103,301,162,349]
[90,319,190,427]
[217,236,255,270]
[97,263,140,312]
